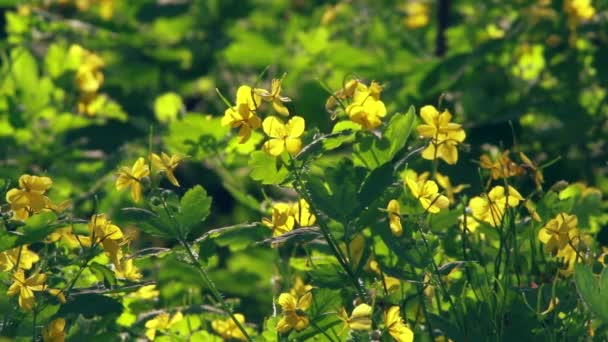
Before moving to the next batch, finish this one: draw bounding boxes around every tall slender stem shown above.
[180,239,254,342]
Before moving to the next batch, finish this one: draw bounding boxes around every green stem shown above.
[180,239,253,342]
[288,158,368,301]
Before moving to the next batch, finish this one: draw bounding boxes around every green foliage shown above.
[0,1,607,341]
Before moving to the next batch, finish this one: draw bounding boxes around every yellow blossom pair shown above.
[116,153,184,202]
[344,81,387,130]
[7,270,66,311]
[88,214,141,281]
[406,177,450,213]
[6,174,56,220]
[0,245,40,271]
[538,213,580,255]
[263,200,316,237]
[144,312,183,340]
[416,105,466,165]
[277,291,313,333]
[211,314,248,341]
[68,44,106,116]
[468,185,524,227]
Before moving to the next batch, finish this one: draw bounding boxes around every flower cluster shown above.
[326,79,388,130]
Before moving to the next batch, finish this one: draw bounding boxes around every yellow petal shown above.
[286,116,305,138]
[285,138,302,156]
[278,293,297,312]
[420,105,438,125]
[262,116,285,138]
[263,138,285,156]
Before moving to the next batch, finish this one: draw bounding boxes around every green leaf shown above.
[248,151,289,185]
[384,106,416,159]
[165,114,228,159]
[177,185,212,239]
[58,293,122,318]
[322,120,360,150]
[154,92,183,123]
[89,262,117,288]
[120,207,173,239]
[574,264,608,322]
[353,108,416,170]
[0,212,58,252]
[304,159,365,223]
[358,162,395,209]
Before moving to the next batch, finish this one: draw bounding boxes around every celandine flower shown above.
[151,152,185,187]
[468,185,523,227]
[6,174,53,220]
[383,306,414,342]
[406,177,449,213]
[345,81,387,130]
[7,270,46,310]
[211,314,248,341]
[417,105,466,165]
[255,78,291,116]
[386,199,403,236]
[276,292,312,333]
[144,312,183,341]
[538,213,579,254]
[42,318,66,342]
[0,245,39,271]
[221,85,262,143]
[262,116,305,156]
[262,202,295,237]
[115,157,150,202]
[338,303,372,331]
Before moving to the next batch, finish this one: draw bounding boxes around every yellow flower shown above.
[469,185,523,227]
[42,318,66,342]
[519,152,544,189]
[338,303,373,331]
[211,314,248,341]
[88,214,123,243]
[387,199,403,236]
[369,260,401,294]
[46,227,91,249]
[342,234,366,269]
[151,152,185,187]
[458,214,480,233]
[0,245,39,272]
[7,270,47,310]
[417,105,466,165]
[144,312,183,341]
[290,276,313,298]
[564,0,595,22]
[221,85,262,143]
[262,116,305,156]
[402,2,430,29]
[255,78,291,116]
[406,177,449,214]
[345,82,387,130]
[115,157,150,202]
[538,213,579,254]
[277,292,312,333]
[129,285,160,300]
[384,306,414,342]
[262,202,295,237]
[115,258,142,282]
[479,150,523,180]
[6,174,53,220]
[74,48,105,94]
[290,199,316,227]
[435,173,467,204]
[47,288,67,304]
